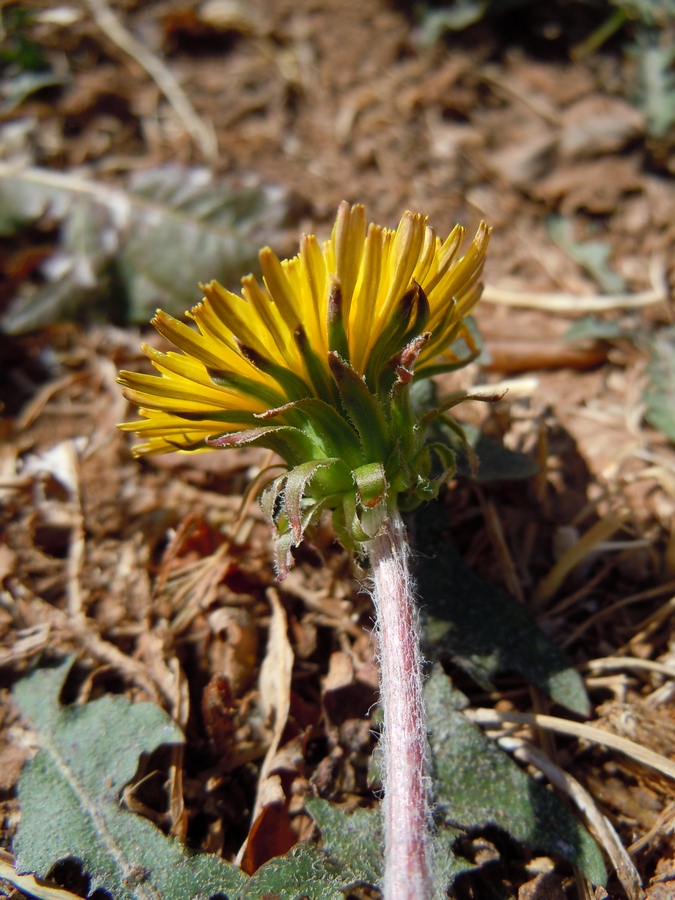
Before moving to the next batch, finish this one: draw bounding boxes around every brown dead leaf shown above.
[646,858,675,899]
[202,675,236,757]
[208,606,257,697]
[645,880,675,900]
[258,589,294,749]
[559,95,646,161]
[323,650,354,694]
[518,872,566,900]
[0,694,28,791]
[239,774,296,875]
[533,156,643,215]
[483,338,609,373]
[236,588,294,864]
[487,130,558,189]
[0,545,18,583]
[321,649,377,728]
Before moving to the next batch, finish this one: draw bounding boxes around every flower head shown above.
[119,202,490,574]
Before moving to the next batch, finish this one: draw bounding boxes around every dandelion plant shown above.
[119,202,490,900]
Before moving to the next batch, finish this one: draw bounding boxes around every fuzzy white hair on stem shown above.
[366,505,435,900]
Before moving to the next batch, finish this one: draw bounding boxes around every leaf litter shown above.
[2,1,675,898]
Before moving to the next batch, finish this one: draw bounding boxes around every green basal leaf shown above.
[410,377,529,486]
[305,799,382,888]
[631,28,675,138]
[547,215,627,294]
[13,658,247,900]
[564,316,636,342]
[644,325,675,441]
[426,667,606,887]
[437,421,539,483]
[0,164,293,332]
[242,842,350,900]
[3,71,69,114]
[305,798,473,896]
[414,500,590,715]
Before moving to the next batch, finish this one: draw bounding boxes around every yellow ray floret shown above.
[119,202,490,456]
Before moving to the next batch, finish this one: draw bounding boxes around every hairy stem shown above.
[366,506,433,900]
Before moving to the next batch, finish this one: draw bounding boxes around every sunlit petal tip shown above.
[200,280,222,302]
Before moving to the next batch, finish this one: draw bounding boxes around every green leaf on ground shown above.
[13,658,247,900]
[243,842,350,899]
[0,164,294,333]
[305,797,473,896]
[306,798,382,887]
[410,379,538,483]
[417,1,489,45]
[564,316,635,342]
[426,667,606,886]
[547,215,626,294]
[612,0,675,26]
[414,501,590,716]
[644,325,675,441]
[445,422,539,483]
[631,30,675,138]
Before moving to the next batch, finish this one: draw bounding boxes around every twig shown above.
[480,66,560,125]
[15,374,78,430]
[561,584,675,650]
[467,708,675,781]
[0,624,51,667]
[531,510,629,610]
[65,443,86,626]
[628,800,675,856]
[85,0,218,164]
[482,255,668,312]
[619,594,675,655]
[586,656,675,681]
[469,375,539,399]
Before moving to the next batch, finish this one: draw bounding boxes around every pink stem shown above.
[367,506,434,900]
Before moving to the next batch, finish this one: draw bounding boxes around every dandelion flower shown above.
[119,202,489,574]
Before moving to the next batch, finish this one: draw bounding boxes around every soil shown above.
[2,1,675,898]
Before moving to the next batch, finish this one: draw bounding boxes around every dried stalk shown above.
[482,254,667,312]
[85,0,218,163]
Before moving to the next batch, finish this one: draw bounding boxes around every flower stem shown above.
[366,505,434,900]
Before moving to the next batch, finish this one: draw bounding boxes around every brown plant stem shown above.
[366,506,434,900]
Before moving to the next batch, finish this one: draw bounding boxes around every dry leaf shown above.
[237,587,294,865]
